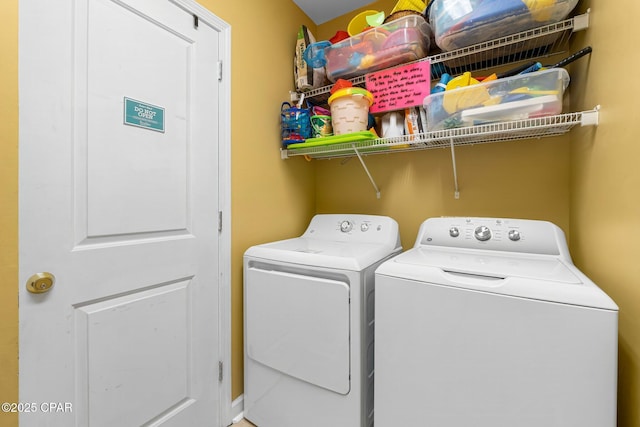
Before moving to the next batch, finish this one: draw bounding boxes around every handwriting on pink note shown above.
[365,60,431,114]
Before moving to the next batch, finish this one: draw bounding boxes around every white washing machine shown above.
[243,214,402,427]
[375,217,618,427]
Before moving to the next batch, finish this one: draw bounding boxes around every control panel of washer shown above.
[447,223,521,243]
[417,217,567,256]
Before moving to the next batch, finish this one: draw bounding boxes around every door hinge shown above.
[218,211,223,233]
[218,361,223,382]
[217,61,223,81]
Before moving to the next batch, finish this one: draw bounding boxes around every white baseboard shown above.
[231,394,244,424]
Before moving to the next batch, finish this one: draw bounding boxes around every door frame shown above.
[169,1,233,425]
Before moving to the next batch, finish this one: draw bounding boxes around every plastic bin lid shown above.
[328,87,374,106]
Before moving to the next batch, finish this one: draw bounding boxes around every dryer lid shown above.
[245,237,400,270]
[244,214,402,270]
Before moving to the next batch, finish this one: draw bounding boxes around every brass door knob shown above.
[26,272,55,294]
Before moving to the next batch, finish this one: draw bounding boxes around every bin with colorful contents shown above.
[323,14,432,82]
[423,68,570,130]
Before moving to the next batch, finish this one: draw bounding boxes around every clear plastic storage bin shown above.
[324,14,432,82]
[429,0,579,51]
[424,68,570,130]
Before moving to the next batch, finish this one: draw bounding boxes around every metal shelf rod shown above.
[352,144,381,199]
[450,138,460,199]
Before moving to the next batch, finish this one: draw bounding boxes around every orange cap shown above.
[330,79,353,94]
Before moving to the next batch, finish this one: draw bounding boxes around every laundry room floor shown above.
[234,420,255,427]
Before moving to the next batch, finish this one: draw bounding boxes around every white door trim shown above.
[168,1,233,425]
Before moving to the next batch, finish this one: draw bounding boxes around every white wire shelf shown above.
[295,11,589,104]
[281,109,599,160]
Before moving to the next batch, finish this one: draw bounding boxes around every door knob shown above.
[26,272,55,294]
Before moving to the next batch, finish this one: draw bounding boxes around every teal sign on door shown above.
[124,97,165,132]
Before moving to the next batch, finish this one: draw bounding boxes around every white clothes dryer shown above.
[243,214,402,427]
[375,217,618,427]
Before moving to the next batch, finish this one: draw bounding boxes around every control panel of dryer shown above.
[302,214,401,247]
[416,217,570,257]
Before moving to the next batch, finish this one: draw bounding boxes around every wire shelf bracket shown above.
[450,138,460,199]
[352,144,381,199]
[581,105,599,126]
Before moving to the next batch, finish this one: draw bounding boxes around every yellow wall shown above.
[569,2,640,426]
[0,0,19,426]
[314,140,569,248]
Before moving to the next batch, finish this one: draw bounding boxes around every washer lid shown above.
[245,237,399,270]
[377,247,618,310]
[398,247,581,283]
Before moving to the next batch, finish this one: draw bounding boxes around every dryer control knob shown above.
[340,220,353,233]
[449,227,460,238]
[474,226,492,241]
[508,229,521,241]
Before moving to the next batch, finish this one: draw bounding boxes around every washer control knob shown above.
[360,223,369,232]
[474,226,492,241]
[449,227,460,238]
[508,229,521,241]
[340,220,353,233]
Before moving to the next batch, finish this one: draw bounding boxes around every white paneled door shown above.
[19,0,229,425]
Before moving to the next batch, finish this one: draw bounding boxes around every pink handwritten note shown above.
[365,60,431,114]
